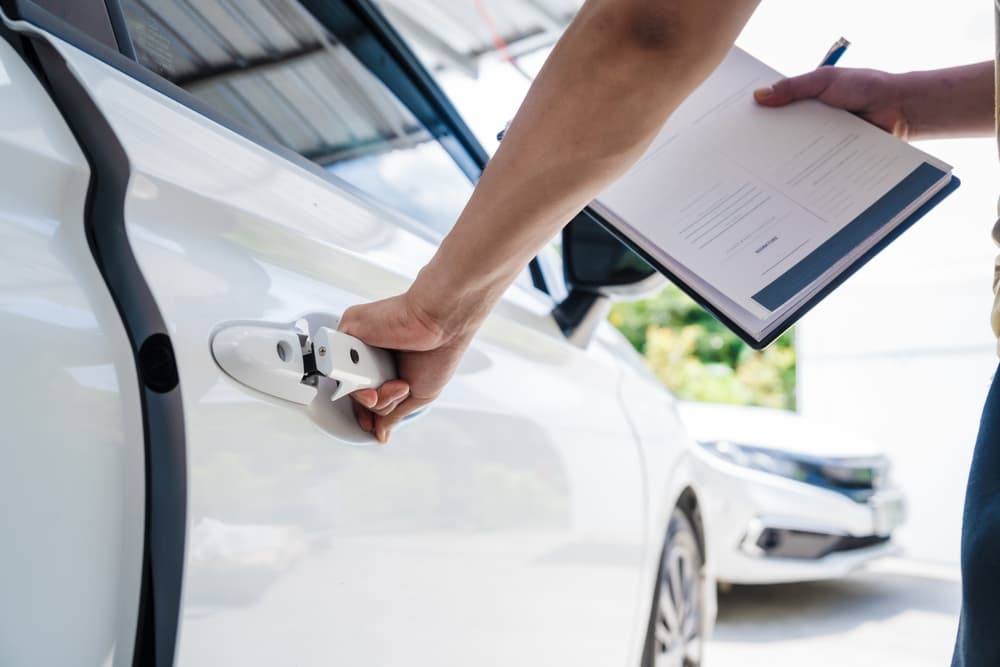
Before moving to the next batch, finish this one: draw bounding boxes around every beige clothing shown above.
[994,0,1000,354]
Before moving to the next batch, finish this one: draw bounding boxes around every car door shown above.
[5,1,651,665]
[0,24,146,667]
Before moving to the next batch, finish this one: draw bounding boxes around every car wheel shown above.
[644,507,703,667]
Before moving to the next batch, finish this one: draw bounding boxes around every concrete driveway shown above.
[707,560,962,666]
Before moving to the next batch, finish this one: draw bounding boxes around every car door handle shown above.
[210,314,424,445]
[311,326,398,402]
[212,321,396,405]
[211,318,408,444]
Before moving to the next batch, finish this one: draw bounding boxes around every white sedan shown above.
[1,1,711,666]
[679,401,906,585]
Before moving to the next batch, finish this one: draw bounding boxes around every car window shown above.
[117,0,474,238]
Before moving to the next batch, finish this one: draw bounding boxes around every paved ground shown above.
[707,559,962,666]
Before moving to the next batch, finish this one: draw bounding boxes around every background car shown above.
[679,401,906,586]
[1,1,713,665]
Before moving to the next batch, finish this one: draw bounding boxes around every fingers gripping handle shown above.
[313,327,397,402]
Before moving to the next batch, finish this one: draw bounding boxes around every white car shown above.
[679,401,906,585]
[0,1,712,666]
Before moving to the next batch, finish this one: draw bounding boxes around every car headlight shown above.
[698,440,810,483]
[698,441,890,501]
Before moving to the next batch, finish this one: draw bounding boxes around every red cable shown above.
[472,0,533,81]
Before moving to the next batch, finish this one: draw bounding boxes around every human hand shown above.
[754,67,911,139]
[337,279,490,444]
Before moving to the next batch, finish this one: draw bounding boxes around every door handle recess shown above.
[210,318,400,444]
[211,324,317,405]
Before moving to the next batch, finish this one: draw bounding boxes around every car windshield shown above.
[120,0,475,237]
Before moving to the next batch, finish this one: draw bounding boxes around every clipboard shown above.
[582,174,961,350]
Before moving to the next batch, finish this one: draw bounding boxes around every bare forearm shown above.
[900,61,995,140]
[414,0,759,330]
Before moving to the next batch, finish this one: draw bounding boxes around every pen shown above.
[819,37,850,67]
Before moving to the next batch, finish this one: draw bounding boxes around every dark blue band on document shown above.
[752,162,948,311]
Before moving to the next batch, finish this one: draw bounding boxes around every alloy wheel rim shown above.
[654,538,702,667]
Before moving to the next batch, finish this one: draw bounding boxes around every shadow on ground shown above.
[715,570,961,643]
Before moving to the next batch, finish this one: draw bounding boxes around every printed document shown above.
[592,48,955,345]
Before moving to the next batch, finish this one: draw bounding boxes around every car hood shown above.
[675,402,885,460]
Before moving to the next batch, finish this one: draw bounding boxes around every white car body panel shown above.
[0,37,144,666]
[594,326,718,633]
[25,28,682,666]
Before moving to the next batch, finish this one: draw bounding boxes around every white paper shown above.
[594,48,953,339]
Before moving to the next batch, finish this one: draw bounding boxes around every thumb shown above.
[754,68,836,107]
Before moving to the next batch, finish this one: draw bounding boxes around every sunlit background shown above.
[379,0,997,664]
[434,0,997,561]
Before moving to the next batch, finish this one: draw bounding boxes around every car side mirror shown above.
[561,209,665,298]
[553,209,666,347]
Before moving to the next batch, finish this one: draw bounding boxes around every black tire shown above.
[641,507,704,667]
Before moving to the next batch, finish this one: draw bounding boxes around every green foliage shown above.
[608,284,797,409]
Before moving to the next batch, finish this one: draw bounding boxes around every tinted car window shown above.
[119,0,474,237]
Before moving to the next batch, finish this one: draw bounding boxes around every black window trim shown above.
[0,0,462,247]
[6,2,456,197]
[104,0,134,58]
[302,0,554,296]
[7,0,557,289]
[302,0,489,179]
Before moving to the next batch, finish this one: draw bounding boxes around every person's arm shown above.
[754,61,995,140]
[339,0,761,442]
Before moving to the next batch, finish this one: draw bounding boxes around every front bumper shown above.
[744,520,890,559]
[697,452,906,585]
